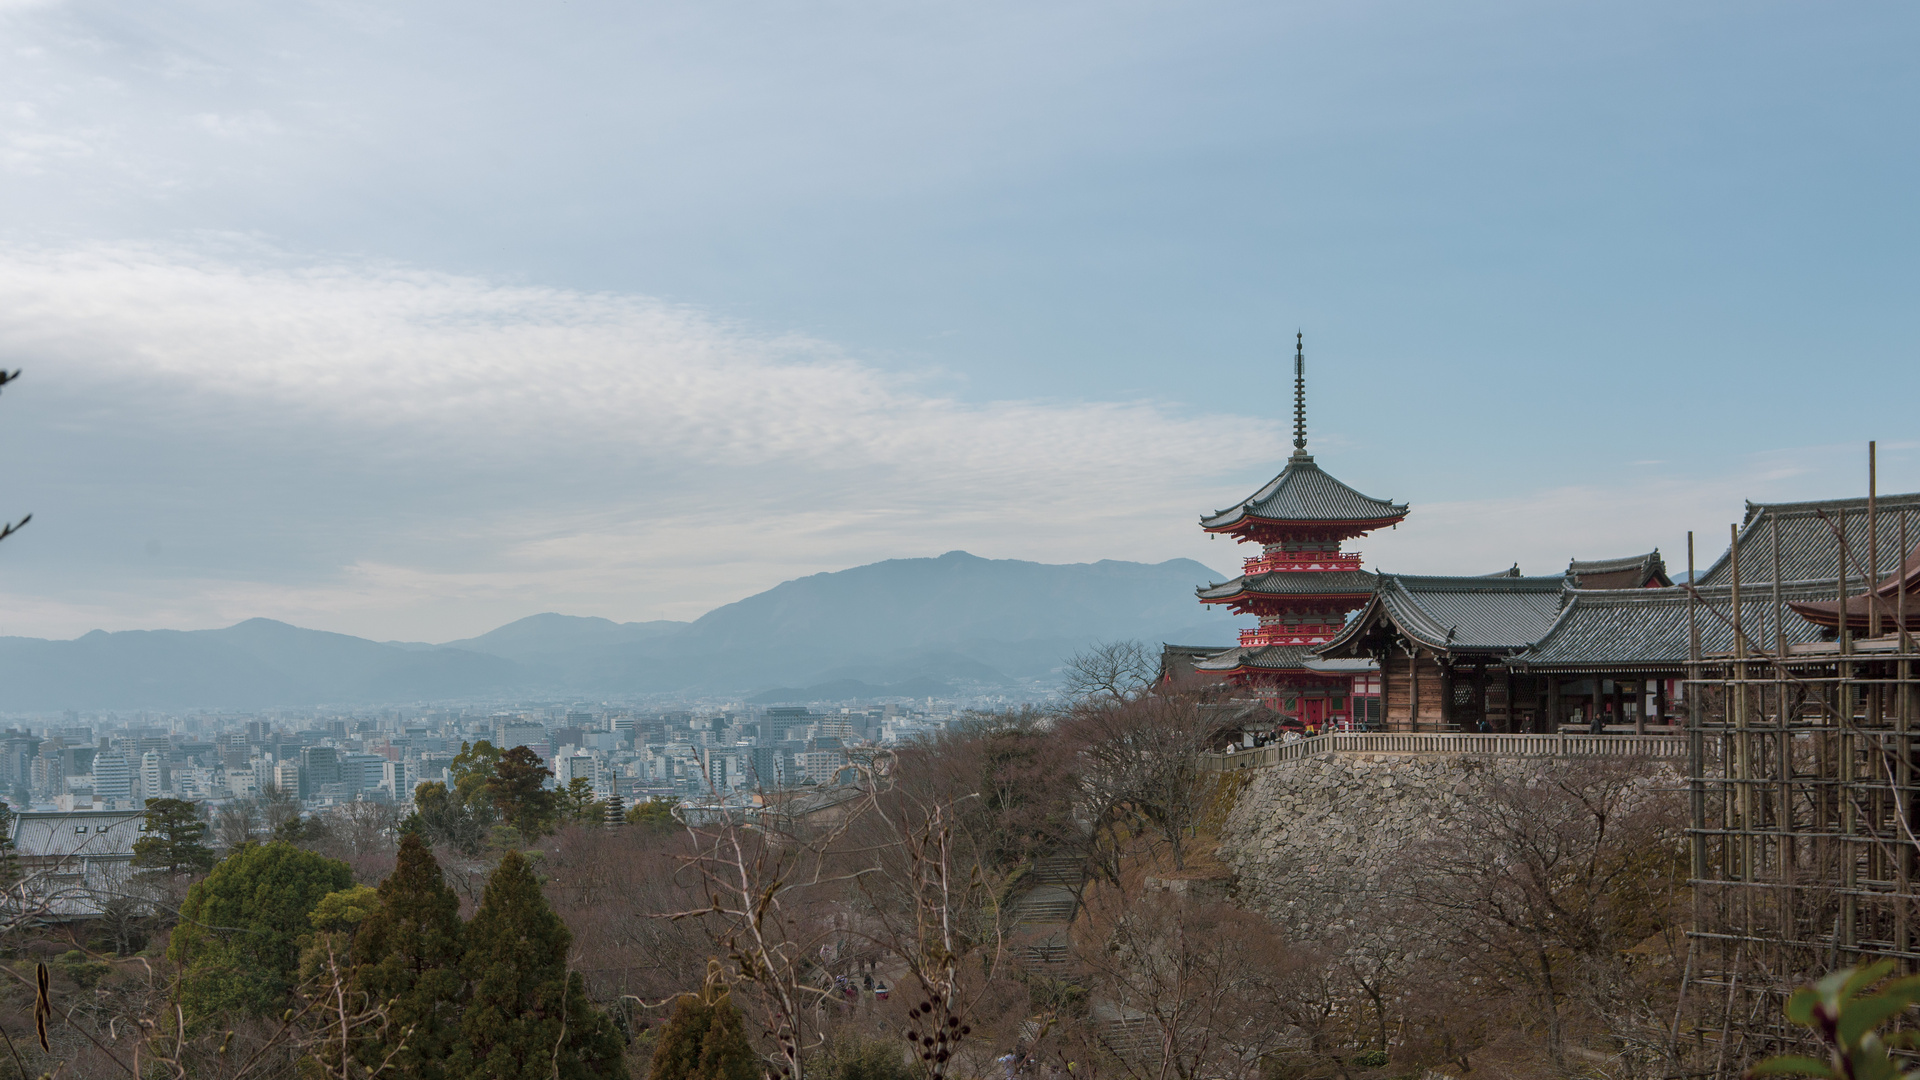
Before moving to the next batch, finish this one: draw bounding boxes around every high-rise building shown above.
[92,752,134,806]
[140,751,168,801]
[749,747,783,790]
[299,747,341,797]
[273,759,301,796]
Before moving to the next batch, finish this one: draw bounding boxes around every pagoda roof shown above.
[1319,573,1570,656]
[1568,551,1671,590]
[1697,492,1920,590]
[1201,453,1408,531]
[1197,569,1377,602]
[1516,581,1836,672]
[1193,644,1371,676]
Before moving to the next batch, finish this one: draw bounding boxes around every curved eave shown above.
[1315,593,1388,657]
[1200,512,1408,535]
[1196,579,1377,604]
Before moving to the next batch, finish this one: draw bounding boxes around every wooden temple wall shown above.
[1382,650,1448,731]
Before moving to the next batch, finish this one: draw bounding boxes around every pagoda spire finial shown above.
[1291,330,1309,458]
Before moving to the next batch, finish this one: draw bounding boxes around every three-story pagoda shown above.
[1191,335,1408,727]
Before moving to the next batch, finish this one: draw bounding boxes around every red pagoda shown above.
[1190,335,1408,729]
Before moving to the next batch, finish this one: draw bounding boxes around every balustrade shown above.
[1238,625,1341,647]
[1243,551,1363,575]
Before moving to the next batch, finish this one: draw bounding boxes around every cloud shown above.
[0,242,1288,639]
[0,244,1904,643]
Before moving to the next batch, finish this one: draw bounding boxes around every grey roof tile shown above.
[1517,582,1837,670]
[1197,569,1377,600]
[1697,492,1920,589]
[1201,454,1407,530]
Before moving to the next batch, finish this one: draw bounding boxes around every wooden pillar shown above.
[1655,679,1668,727]
[1590,679,1605,735]
[1548,677,1561,732]
[1408,649,1421,733]
[1633,680,1646,735]
[1440,660,1455,731]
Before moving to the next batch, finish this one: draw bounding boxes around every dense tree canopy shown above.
[169,841,354,1023]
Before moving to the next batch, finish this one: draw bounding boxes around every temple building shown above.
[1317,492,1920,732]
[1183,335,1407,729]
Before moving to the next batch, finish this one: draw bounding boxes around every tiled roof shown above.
[1321,573,1571,655]
[1697,492,1920,589]
[1517,582,1837,671]
[1193,644,1320,673]
[1201,454,1407,530]
[1197,570,1377,601]
[1568,551,1671,589]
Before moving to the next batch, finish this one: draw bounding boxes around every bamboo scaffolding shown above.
[1688,446,1920,1072]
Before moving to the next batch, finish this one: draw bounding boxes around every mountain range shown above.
[0,551,1239,710]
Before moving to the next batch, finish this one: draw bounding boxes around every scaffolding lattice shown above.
[1686,460,1919,1071]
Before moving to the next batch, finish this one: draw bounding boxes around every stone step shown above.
[1030,857,1085,884]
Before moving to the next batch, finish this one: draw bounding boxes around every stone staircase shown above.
[1006,855,1087,967]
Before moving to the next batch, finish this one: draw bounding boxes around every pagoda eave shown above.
[1202,514,1407,543]
[1199,595,1370,617]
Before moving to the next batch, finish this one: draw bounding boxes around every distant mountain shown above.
[0,619,526,710]
[0,551,1241,708]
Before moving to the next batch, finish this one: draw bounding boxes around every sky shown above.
[0,0,1914,642]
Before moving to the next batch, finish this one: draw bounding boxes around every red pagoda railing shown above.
[1243,551,1363,575]
[1239,625,1343,647]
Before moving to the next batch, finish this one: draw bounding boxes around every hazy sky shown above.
[0,0,1914,642]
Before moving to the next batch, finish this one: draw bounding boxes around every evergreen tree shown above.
[169,841,355,1024]
[560,777,599,825]
[344,833,467,1080]
[452,850,623,1080]
[648,989,758,1080]
[132,797,216,877]
[488,746,558,838]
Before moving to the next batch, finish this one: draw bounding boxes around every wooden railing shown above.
[1237,625,1341,647]
[1243,551,1363,575]
[1201,731,1690,772]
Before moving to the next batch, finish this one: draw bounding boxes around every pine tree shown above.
[451,850,623,1080]
[347,832,466,1080]
[648,989,759,1080]
[488,747,558,838]
[132,797,216,877]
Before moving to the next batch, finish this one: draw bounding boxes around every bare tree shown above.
[1060,692,1218,874]
[1062,641,1155,703]
[1061,884,1299,1080]
[214,798,265,853]
[662,757,1016,1080]
[1404,759,1688,1071]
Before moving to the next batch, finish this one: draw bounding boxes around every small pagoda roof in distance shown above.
[1201,453,1409,532]
[1568,551,1672,589]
